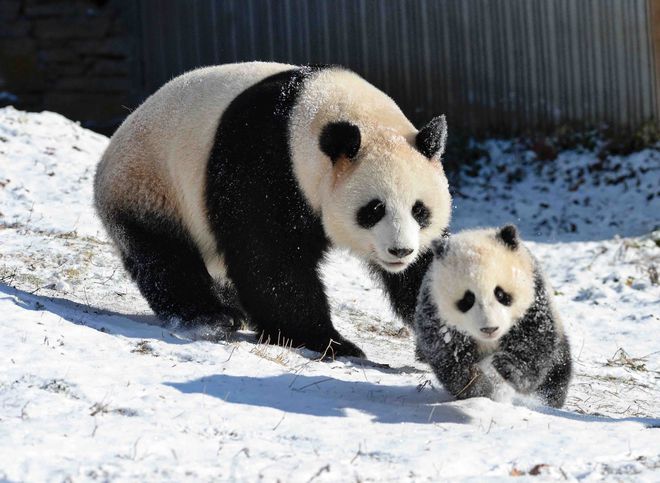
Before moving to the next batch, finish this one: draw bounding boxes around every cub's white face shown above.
[428,227,536,343]
[322,131,451,273]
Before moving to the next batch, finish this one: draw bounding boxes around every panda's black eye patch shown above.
[357,199,386,228]
[494,286,513,306]
[412,200,431,228]
[456,290,475,313]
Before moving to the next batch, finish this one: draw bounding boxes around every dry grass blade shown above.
[605,348,648,372]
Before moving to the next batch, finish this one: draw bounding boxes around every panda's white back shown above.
[94,61,294,277]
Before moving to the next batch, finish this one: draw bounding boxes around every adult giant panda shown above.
[94,62,452,357]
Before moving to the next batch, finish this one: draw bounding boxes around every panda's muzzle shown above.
[388,247,414,258]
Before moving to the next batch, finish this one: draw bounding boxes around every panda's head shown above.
[428,225,536,343]
[318,116,451,273]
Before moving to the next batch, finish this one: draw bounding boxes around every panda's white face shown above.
[321,130,451,273]
[287,68,451,273]
[428,228,536,344]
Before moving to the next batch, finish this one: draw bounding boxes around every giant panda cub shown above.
[95,62,452,358]
[415,225,572,407]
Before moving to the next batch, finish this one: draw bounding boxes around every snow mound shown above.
[0,106,108,237]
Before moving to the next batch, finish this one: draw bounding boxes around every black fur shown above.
[497,224,519,250]
[319,121,361,162]
[356,199,386,229]
[456,290,476,313]
[415,268,572,407]
[205,66,367,357]
[494,286,513,306]
[415,115,448,159]
[412,200,431,228]
[107,209,247,334]
[372,249,434,325]
[431,233,450,259]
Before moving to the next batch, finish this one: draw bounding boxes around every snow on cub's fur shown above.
[414,225,572,407]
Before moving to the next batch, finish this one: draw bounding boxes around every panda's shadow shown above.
[165,372,468,424]
[0,283,188,345]
[532,405,660,428]
[0,283,426,373]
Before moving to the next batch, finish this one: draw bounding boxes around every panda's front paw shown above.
[491,352,524,390]
[414,345,428,362]
[323,337,365,359]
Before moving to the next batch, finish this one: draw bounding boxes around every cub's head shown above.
[428,225,536,342]
[318,116,451,273]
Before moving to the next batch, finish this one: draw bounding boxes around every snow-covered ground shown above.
[0,106,658,481]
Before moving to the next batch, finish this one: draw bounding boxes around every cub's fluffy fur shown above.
[415,225,571,407]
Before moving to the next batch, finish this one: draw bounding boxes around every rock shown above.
[35,17,112,39]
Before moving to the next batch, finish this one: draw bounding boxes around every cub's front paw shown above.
[491,352,524,390]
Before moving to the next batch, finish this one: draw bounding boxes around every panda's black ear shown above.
[431,233,450,259]
[416,115,448,160]
[497,224,520,250]
[319,121,361,163]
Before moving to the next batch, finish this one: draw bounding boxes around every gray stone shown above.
[72,37,131,57]
[47,62,87,77]
[0,38,45,91]
[25,3,81,17]
[35,17,112,39]
[55,75,130,92]
[0,0,22,20]
[44,90,128,123]
[0,19,31,38]
[40,48,80,64]
[90,58,128,76]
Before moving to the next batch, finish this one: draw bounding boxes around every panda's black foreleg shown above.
[224,247,365,358]
[491,352,545,394]
[494,305,559,396]
[113,211,246,334]
[535,336,572,408]
[374,250,434,326]
[419,333,494,399]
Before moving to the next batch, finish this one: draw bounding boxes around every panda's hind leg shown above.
[110,210,247,339]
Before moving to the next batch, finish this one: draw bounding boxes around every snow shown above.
[1,106,659,481]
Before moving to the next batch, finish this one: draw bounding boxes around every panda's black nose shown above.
[388,247,414,258]
[480,327,499,335]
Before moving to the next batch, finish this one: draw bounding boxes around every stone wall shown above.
[0,0,137,133]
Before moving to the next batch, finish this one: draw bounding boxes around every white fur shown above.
[428,228,536,347]
[95,62,294,282]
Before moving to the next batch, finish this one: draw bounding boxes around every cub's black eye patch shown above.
[357,199,385,228]
[494,286,513,306]
[412,200,431,228]
[456,290,475,313]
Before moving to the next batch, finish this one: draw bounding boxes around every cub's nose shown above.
[480,327,499,335]
[388,247,413,258]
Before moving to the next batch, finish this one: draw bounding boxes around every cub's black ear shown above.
[319,121,361,163]
[416,115,448,160]
[497,224,519,250]
[431,234,450,259]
